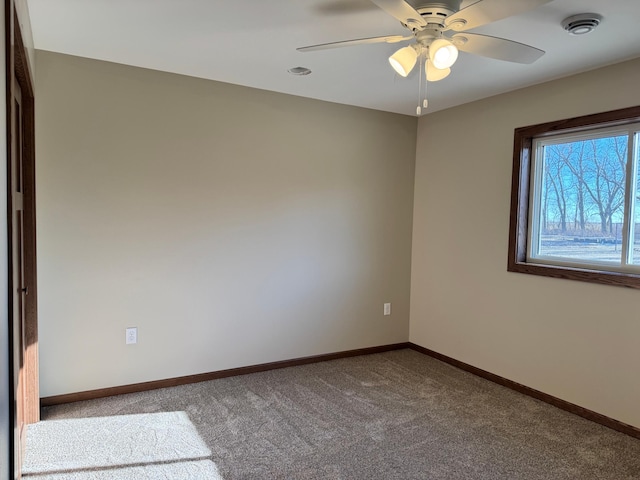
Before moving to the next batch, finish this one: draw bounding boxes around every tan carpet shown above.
[28,349,640,479]
[23,411,222,479]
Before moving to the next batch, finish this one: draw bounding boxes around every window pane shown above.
[536,135,628,264]
[634,134,640,265]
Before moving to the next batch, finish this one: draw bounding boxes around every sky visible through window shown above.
[534,132,640,266]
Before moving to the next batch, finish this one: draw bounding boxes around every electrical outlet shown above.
[126,327,137,345]
[384,303,391,316]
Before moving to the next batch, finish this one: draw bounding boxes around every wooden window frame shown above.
[508,105,640,289]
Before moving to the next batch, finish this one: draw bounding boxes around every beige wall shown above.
[36,51,416,397]
[411,57,640,428]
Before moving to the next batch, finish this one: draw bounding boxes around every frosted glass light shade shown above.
[426,60,451,82]
[389,46,418,77]
[429,39,458,69]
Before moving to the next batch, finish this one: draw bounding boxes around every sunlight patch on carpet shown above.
[22,411,223,479]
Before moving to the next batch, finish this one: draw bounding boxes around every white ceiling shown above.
[26,0,640,116]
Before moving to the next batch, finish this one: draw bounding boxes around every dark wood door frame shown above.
[6,2,37,478]
[11,7,37,426]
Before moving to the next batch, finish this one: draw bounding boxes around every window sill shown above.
[507,260,640,289]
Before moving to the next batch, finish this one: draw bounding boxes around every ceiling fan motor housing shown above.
[401,0,461,29]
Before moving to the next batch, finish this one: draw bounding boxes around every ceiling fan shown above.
[298,0,552,111]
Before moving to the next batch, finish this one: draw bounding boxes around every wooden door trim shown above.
[12,10,37,425]
[5,3,18,478]
[5,1,37,478]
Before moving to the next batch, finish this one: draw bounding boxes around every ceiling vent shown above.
[562,13,602,35]
[288,67,312,76]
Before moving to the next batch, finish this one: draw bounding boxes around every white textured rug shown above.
[23,411,223,479]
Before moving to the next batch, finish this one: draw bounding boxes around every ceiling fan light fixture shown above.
[429,38,458,70]
[389,45,418,77]
[425,60,450,82]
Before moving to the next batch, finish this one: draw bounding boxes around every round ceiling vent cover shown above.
[288,66,312,76]
[562,13,603,35]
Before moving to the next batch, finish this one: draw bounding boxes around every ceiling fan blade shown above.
[452,33,544,64]
[370,0,427,28]
[445,0,553,32]
[297,35,412,52]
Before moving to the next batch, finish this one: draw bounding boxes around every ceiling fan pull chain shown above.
[416,49,423,115]
[423,58,429,110]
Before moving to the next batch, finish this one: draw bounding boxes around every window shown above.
[508,106,640,288]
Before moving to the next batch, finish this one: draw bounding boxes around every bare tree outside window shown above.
[537,135,628,264]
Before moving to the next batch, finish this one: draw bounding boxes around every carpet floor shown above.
[23,411,222,479]
[26,349,640,479]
